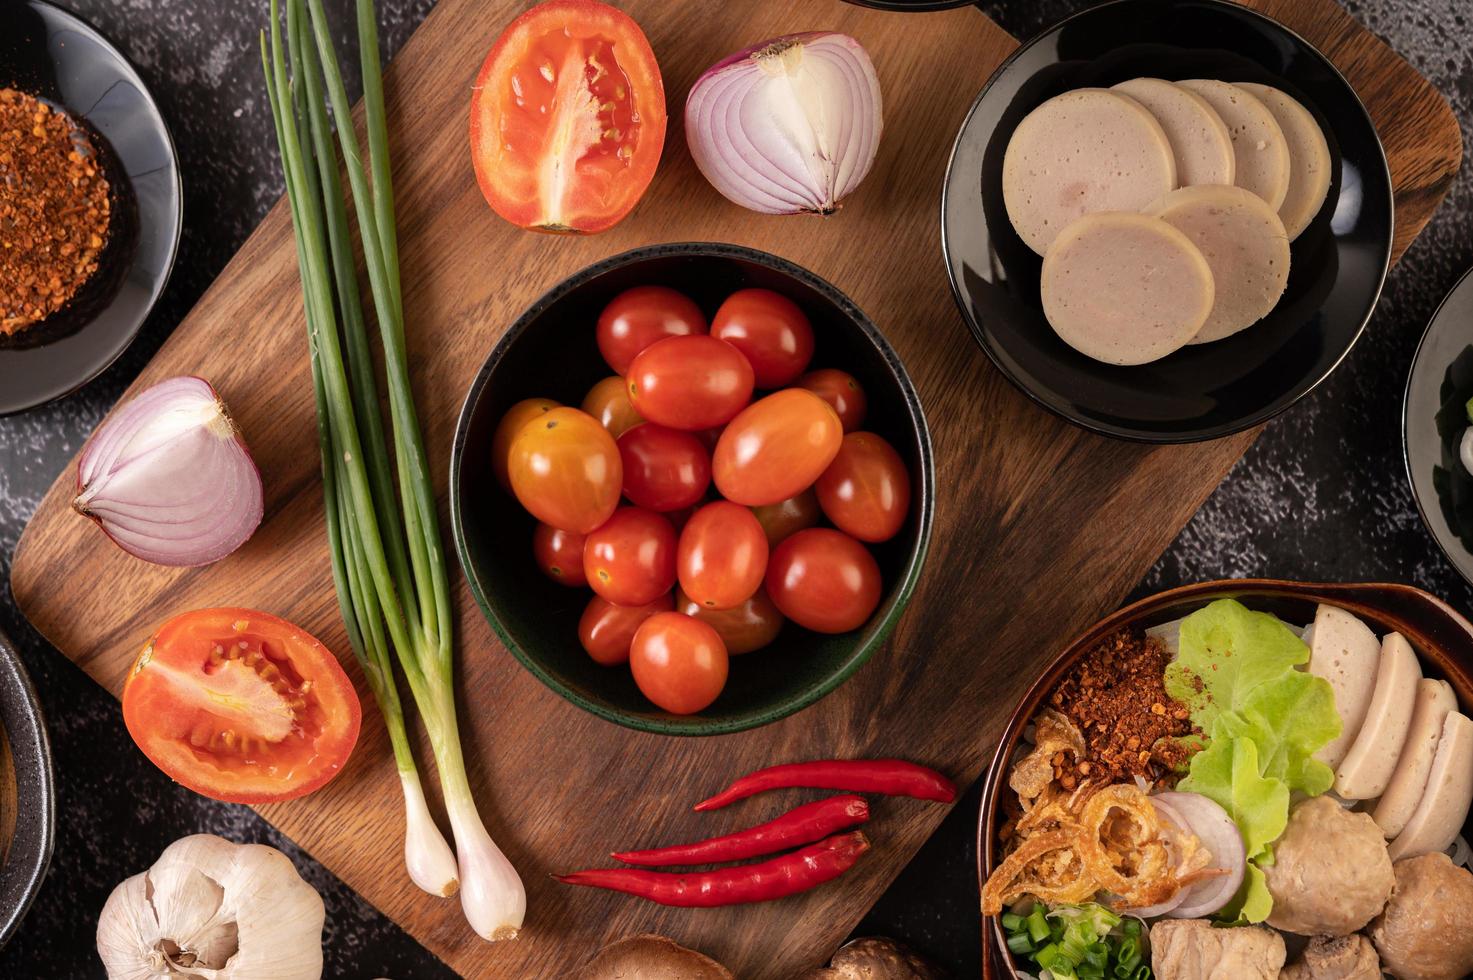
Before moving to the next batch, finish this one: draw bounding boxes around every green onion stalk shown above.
[260,0,525,939]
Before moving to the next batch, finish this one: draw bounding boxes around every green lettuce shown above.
[1168,599,1342,922]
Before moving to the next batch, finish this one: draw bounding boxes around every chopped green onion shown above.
[1007,931,1035,955]
[1002,912,1025,932]
[1028,906,1052,944]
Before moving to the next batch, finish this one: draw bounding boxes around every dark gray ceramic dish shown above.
[450,243,933,736]
[0,0,182,414]
[0,627,54,947]
[1404,265,1473,587]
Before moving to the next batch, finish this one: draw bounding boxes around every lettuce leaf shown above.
[1177,735,1288,862]
[1165,599,1311,732]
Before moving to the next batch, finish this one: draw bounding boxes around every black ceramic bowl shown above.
[976,580,1473,978]
[450,243,933,736]
[0,0,182,415]
[942,0,1393,443]
[0,628,54,948]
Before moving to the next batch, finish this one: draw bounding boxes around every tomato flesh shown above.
[751,488,822,546]
[799,368,867,432]
[628,335,755,431]
[597,286,707,375]
[711,288,815,388]
[469,0,666,234]
[579,593,673,666]
[121,609,361,804]
[582,375,644,438]
[532,522,588,586]
[617,422,711,511]
[677,586,784,655]
[583,506,678,606]
[677,501,769,610]
[492,397,558,491]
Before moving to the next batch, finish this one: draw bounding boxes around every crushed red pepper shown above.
[1048,628,1200,787]
[0,87,111,335]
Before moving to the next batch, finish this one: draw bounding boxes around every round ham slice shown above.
[1112,77,1235,187]
[1040,211,1214,365]
[1235,83,1332,240]
[1177,79,1290,210]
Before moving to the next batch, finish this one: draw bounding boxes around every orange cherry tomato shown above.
[815,432,911,543]
[712,388,843,506]
[596,286,707,375]
[581,376,644,438]
[765,528,882,634]
[630,612,729,714]
[627,335,754,431]
[751,488,822,547]
[799,368,867,433]
[676,501,769,610]
[469,0,666,234]
[579,593,674,666]
[508,407,622,533]
[531,522,587,586]
[491,397,558,490]
[617,422,711,512]
[677,586,784,655]
[121,608,362,804]
[711,288,815,388]
[583,506,677,606]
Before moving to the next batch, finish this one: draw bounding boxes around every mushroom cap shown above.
[574,934,733,980]
[790,937,942,980]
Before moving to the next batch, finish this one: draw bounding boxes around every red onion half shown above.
[74,376,264,567]
[685,32,882,215]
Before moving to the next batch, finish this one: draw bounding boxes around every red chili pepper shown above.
[557,830,870,907]
[693,759,957,811]
[612,794,869,867]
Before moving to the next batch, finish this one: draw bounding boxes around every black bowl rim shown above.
[938,0,1395,444]
[0,627,55,948]
[449,241,936,736]
[1401,263,1473,587]
[1,0,184,417]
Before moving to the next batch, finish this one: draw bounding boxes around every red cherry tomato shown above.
[581,376,644,438]
[712,389,843,506]
[491,397,558,490]
[765,528,882,634]
[469,0,666,234]
[582,507,677,606]
[617,423,711,512]
[627,335,754,431]
[578,593,673,666]
[531,523,587,586]
[508,407,621,533]
[596,286,707,375]
[815,432,912,543]
[710,288,815,388]
[629,612,729,714]
[676,501,769,610]
[799,368,867,433]
[677,586,784,655]
[751,488,822,547]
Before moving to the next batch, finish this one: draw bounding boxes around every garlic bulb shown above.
[96,835,324,980]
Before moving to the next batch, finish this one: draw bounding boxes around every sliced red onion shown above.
[1128,796,1190,918]
[74,376,263,567]
[685,32,882,215]
[1152,791,1246,918]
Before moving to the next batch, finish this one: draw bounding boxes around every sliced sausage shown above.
[1373,678,1458,838]
[1305,604,1381,769]
[1389,712,1473,861]
[1334,632,1422,799]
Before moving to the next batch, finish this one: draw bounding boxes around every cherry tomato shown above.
[583,506,677,606]
[815,432,912,543]
[712,388,843,506]
[665,503,698,533]
[765,528,882,634]
[711,288,815,388]
[596,286,707,375]
[581,376,644,438]
[677,501,769,610]
[751,488,822,547]
[531,523,587,586]
[121,608,361,804]
[578,593,674,666]
[627,335,754,431]
[630,612,729,714]
[799,368,867,433]
[508,407,622,533]
[469,0,666,234]
[677,586,784,655]
[491,397,558,490]
[617,423,711,512]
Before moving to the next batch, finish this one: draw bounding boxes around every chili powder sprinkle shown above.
[0,87,112,335]
[1047,628,1199,786]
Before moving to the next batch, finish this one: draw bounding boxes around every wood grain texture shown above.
[9,0,1459,976]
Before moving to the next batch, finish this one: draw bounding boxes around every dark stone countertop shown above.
[1,0,1469,976]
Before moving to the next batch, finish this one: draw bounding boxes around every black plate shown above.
[941,0,1393,443]
[1404,266,1473,587]
[0,628,54,948]
[0,0,181,415]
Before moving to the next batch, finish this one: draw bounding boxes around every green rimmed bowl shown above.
[450,243,934,736]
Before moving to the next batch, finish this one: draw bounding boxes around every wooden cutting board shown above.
[10,0,1459,975]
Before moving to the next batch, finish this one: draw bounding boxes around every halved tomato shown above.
[469,0,666,234]
[121,608,362,804]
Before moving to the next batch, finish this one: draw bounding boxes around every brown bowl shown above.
[976,579,1473,978]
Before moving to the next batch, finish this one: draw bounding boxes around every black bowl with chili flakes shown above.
[0,0,179,414]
